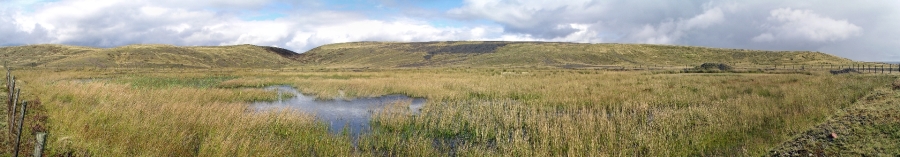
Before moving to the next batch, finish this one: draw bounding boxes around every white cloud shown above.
[684,7,724,29]
[448,0,605,39]
[754,8,862,42]
[751,33,775,42]
[448,0,599,29]
[625,6,725,44]
[1,0,508,52]
[555,23,602,43]
[287,19,506,49]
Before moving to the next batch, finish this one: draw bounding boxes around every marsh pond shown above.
[250,85,426,137]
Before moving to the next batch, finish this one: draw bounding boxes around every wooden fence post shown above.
[9,88,16,134]
[10,88,19,134]
[33,132,46,157]
[6,74,10,134]
[6,70,9,106]
[7,75,13,133]
[13,101,26,157]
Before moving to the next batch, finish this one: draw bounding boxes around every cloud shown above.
[0,8,51,46]
[448,0,604,38]
[753,8,862,42]
[0,0,509,52]
[1,0,899,61]
[447,0,734,44]
[284,18,505,50]
[625,7,725,44]
[443,0,900,61]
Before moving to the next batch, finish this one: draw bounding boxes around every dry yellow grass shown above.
[14,70,352,156]
[4,68,895,156]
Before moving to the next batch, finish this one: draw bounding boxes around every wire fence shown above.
[576,63,900,74]
[5,67,45,157]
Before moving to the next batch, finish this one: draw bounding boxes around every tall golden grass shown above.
[16,70,352,156]
[7,68,895,156]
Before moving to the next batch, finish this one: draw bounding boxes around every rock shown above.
[830,68,859,75]
[698,63,733,71]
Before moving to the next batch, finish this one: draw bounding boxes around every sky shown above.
[1,0,898,61]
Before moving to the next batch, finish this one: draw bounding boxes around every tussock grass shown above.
[266,69,892,156]
[771,86,900,155]
[14,70,352,156]
[4,68,895,156]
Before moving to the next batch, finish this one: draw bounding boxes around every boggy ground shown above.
[1,68,896,156]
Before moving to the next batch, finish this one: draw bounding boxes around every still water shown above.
[250,85,426,137]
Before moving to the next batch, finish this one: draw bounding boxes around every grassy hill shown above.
[299,41,854,68]
[1,41,856,69]
[0,44,300,68]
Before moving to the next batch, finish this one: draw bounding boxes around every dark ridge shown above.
[395,41,574,60]
[429,42,509,54]
[260,46,301,59]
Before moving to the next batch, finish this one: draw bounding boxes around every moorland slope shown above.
[0,44,300,68]
[298,41,853,68]
[1,41,854,68]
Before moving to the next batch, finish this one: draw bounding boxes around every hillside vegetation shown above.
[299,41,854,68]
[0,44,300,68]
[3,42,857,69]
[1,42,896,156]
[10,69,893,156]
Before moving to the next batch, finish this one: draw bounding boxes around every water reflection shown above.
[251,85,426,137]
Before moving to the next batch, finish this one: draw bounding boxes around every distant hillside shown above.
[0,44,300,68]
[1,42,855,69]
[298,41,854,68]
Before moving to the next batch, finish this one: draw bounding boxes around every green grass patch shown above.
[117,75,237,89]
